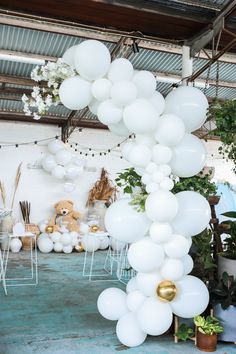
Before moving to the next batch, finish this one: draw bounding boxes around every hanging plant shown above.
[207,99,236,172]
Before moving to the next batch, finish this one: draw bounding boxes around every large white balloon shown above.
[63,244,73,254]
[60,232,72,246]
[38,237,54,253]
[51,165,66,179]
[47,140,65,154]
[165,86,209,133]
[128,237,165,272]
[97,288,128,321]
[121,141,135,160]
[171,275,209,318]
[123,99,159,134]
[160,258,184,281]
[132,70,156,98]
[149,222,173,243]
[116,313,147,347]
[164,234,190,258]
[154,114,185,147]
[128,144,152,168]
[145,190,179,222]
[62,45,78,67]
[137,297,173,335]
[108,58,133,82]
[42,154,57,172]
[108,120,131,137]
[126,290,146,313]
[126,277,139,293]
[91,78,112,101]
[59,76,92,110]
[152,144,173,165]
[136,271,163,297]
[74,40,111,80]
[172,191,211,237]
[110,81,137,106]
[82,235,100,252]
[55,149,72,166]
[97,99,123,125]
[88,98,100,115]
[149,91,165,115]
[170,134,206,177]
[136,134,156,148]
[110,238,126,251]
[104,198,150,243]
[54,242,63,253]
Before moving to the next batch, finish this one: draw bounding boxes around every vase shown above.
[214,304,236,342]
[196,330,217,352]
[217,255,236,279]
[0,214,14,250]
[93,200,107,231]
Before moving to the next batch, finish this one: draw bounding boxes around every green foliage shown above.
[194,315,224,335]
[172,174,217,199]
[191,229,216,282]
[220,211,236,260]
[207,100,236,172]
[129,193,148,212]
[209,272,236,310]
[174,323,194,341]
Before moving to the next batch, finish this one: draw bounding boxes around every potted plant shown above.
[209,272,236,342]
[174,322,194,342]
[194,315,223,352]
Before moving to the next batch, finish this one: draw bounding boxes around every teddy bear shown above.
[48,200,81,233]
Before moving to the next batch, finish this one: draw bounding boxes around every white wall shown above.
[0,121,129,223]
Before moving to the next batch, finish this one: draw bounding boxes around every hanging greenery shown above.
[207,99,236,172]
[172,174,217,199]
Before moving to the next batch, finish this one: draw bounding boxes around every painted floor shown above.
[0,251,236,354]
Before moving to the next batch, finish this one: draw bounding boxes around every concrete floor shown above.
[0,251,236,354]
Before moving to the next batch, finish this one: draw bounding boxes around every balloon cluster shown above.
[59,40,211,348]
[41,139,85,191]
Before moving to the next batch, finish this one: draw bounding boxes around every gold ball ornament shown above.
[90,225,99,233]
[156,280,177,302]
[75,243,84,253]
[45,225,54,233]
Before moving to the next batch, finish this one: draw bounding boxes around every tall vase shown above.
[0,214,14,250]
[94,200,107,231]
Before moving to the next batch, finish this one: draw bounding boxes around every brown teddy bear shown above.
[49,200,81,233]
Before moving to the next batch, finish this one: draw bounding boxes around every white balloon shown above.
[10,238,22,253]
[65,164,83,180]
[47,140,65,154]
[59,76,92,110]
[79,222,89,235]
[110,238,126,251]
[54,242,63,253]
[170,134,206,177]
[164,234,190,258]
[91,78,112,101]
[39,222,47,233]
[160,177,174,191]
[108,120,131,137]
[88,98,100,115]
[145,182,159,193]
[152,144,173,165]
[149,222,173,243]
[132,70,156,98]
[171,275,209,318]
[60,232,72,246]
[165,86,209,133]
[126,290,146,313]
[116,313,147,347]
[71,233,79,246]
[108,58,133,82]
[55,149,72,166]
[154,114,185,147]
[97,99,123,125]
[128,237,164,272]
[172,191,211,237]
[123,99,159,134]
[182,255,194,275]
[141,173,152,185]
[62,45,78,67]
[74,40,111,80]
[128,144,152,168]
[159,164,172,176]
[51,165,66,179]
[135,134,156,148]
[51,232,61,243]
[99,236,110,250]
[160,258,184,281]
[145,162,158,174]
[145,190,179,222]
[63,245,73,253]
[152,171,164,183]
[97,287,128,321]
[38,237,54,253]
[149,91,165,114]
[110,81,137,106]
[82,235,100,252]
[135,167,145,176]
[104,198,150,243]
[42,154,57,172]
[137,297,173,335]
[126,277,138,293]
[64,182,76,193]
[121,141,135,160]
[136,271,163,297]
[37,233,49,244]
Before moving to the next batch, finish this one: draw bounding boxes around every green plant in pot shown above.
[174,323,194,342]
[194,315,223,352]
[209,272,236,342]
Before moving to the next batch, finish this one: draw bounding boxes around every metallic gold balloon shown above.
[75,243,84,253]
[90,225,99,233]
[156,280,177,302]
[45,225,54,233]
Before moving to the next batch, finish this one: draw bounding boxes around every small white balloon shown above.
[38,237,54,253]
[59,76,92,110]
[71,233,79,247]
[54,242,63,253]
[42,154,57,172]
[88,98,100,115]
[159,177,174,191]
[137,297,173,335]
[128,237,165,272]
[97,287,128,321]
[97,99,123,125]
[145,182,159,194]
[63,245,73,253]
[152,144,173,165]
[51,165,66,180]
[128,144,152,168]
[62,45,78,67]
[126,290,146,313]
[108,58,133,82]
[160,258,184,281]
[64,182,76,193]
[149,222,173,243]
[145,162,158,174]
[164,234,190,258]
[149,91,165,114]
[65,164,83,180]
[82,235,100,252]
[135,134,156,148]
[159,164,172,176]
[99,236,110,250]
[74,40,111,80]
[116,313,147,348]
[110,81,137,106]
[79,222,89,235]
[110,238,126,251]
[152,171,164,183]
[47,140,65,154]
[132,70,156,98]
[60,233,72,246]
[10,238,22,253]
[141,173,152,185]
[145,190,179,222]
[108,120,131,137]
[136,271,163,297]
[55,149,72,166]
[126,277,138,293]
[154,114,185,147]
[51,232,61,243]
[182,254,194,275]
[39,222,47,233]
[91,78,112,101]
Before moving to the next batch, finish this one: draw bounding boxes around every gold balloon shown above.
[90,225,99,233]
[75,244,84,253]
[156,280,177,302]
[45,225,54,233]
